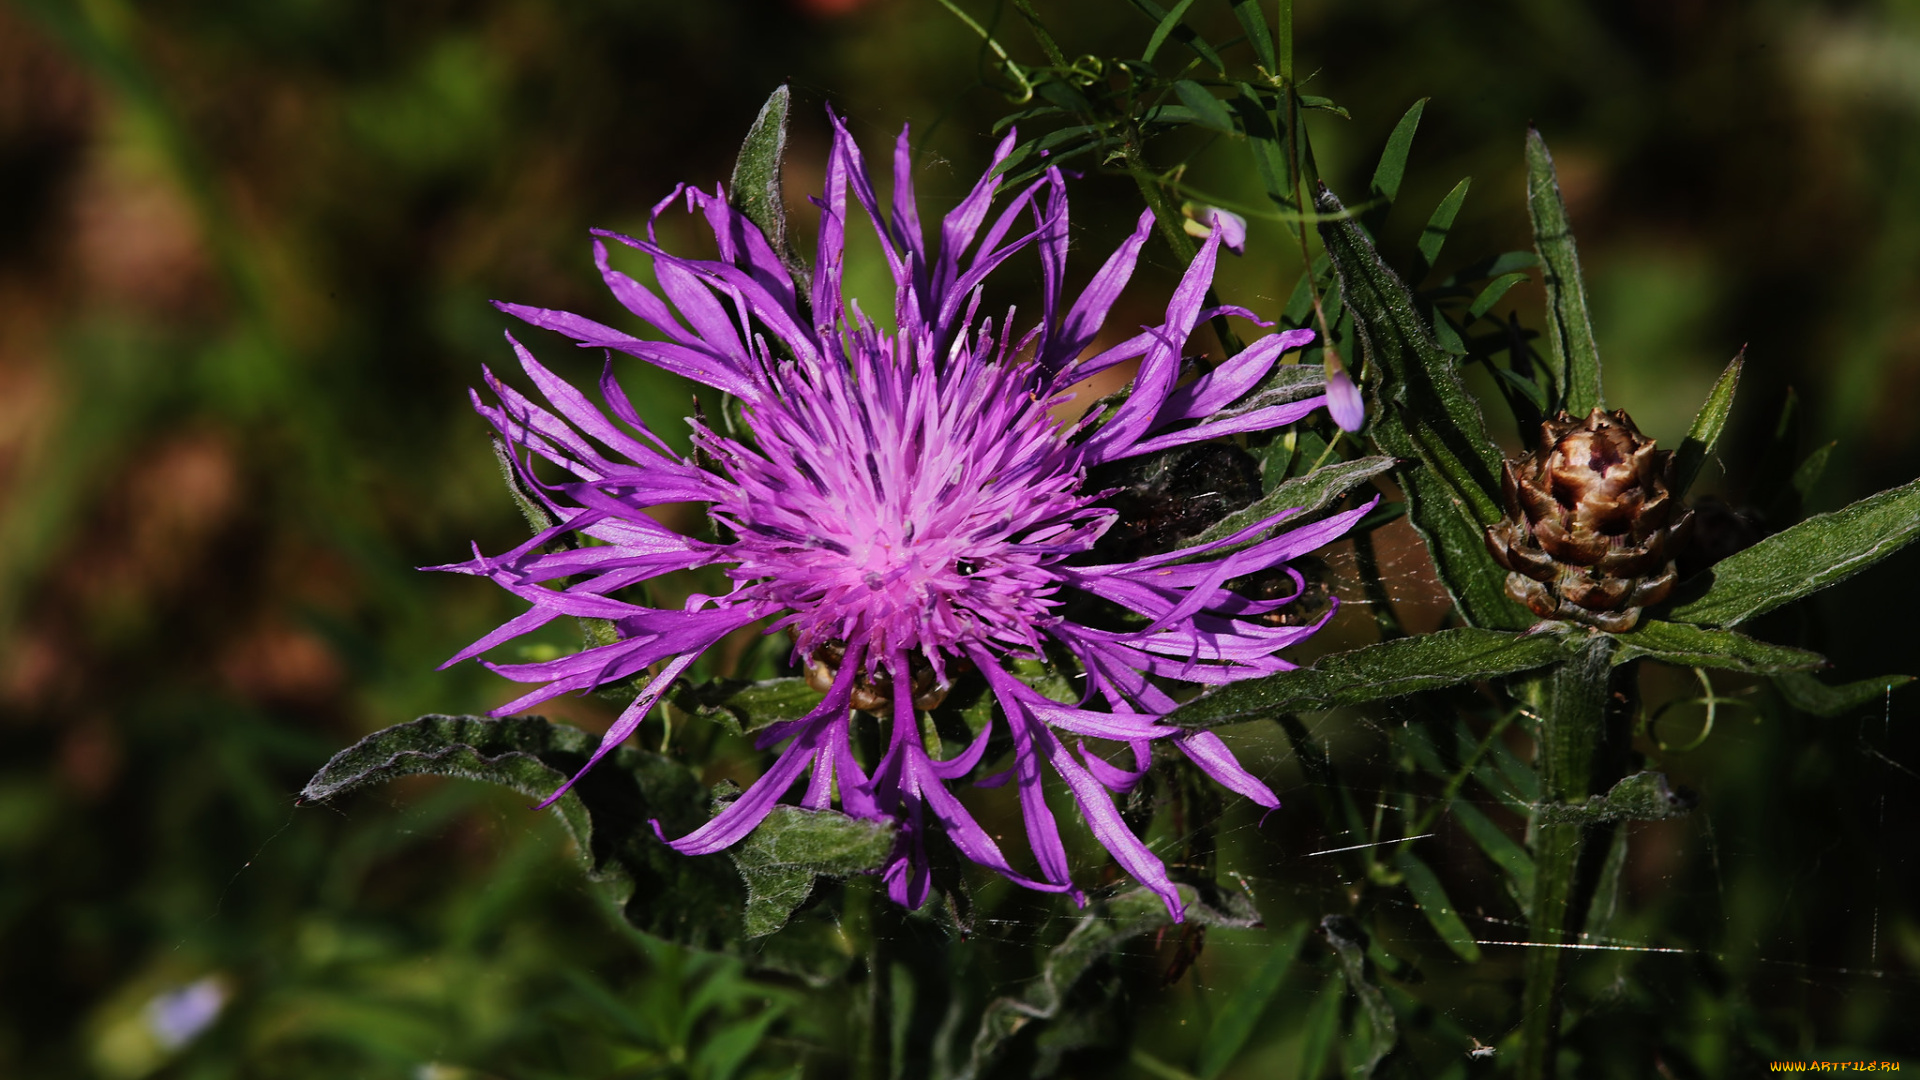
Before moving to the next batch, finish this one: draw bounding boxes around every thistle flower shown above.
[1484,408,1693,632]
[440,111,1368,919]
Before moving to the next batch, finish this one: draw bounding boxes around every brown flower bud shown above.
[1484,408,1694,632]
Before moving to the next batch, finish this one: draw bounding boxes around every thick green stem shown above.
[1518,633,1615,1080]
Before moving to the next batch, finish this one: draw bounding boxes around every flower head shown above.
[441,111,1369,918]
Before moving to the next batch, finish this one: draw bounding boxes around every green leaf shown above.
[1122,0,1225,70]
[1176,454,1396,556]
[1163,628,1567,728]
[1535,770,1694,826]
[1314,186,1507,527]
[1401,462,1534,629]
[1141,0,1198,62]
[1321,915,1399,1079]
[1525,126,1603,415]
[1466,271,1530,323]
[1448,798,1534,901]
[1394,849,1483,962]
[1792,440,1835,502]
[1669,475,1920,627]
[1770,670,1913,718]
[671,677,825,736]
[1316,185,1529,627]
[300,715,746,951]
[958,883,1258,1080]
[1671,350,1743,498]
[730,806,894,937]
[1413,177,1471,282]
[1609,620,1825,674]
[1297,973,1346,1080]
[1173,79,1237,134]
[1227,0,1277,74]
[1431,312,1468,355]
[1364,98,1427,233]
[1196,923,1308,1080]
[730,85,808,295]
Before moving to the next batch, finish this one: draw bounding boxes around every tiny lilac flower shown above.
[1183,205,1248,256]
[1325,354,1366,433]
[440,110,1369,919]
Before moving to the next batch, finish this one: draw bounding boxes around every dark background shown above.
[2,0,1916,1075]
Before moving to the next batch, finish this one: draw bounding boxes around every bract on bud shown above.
[1484,408,1694,632]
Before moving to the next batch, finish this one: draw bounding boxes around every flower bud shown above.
[1483,408,1694,631]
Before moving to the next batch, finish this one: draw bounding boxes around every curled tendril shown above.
[1646,667,1754,754]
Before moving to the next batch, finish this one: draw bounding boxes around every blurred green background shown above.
[2,0,1917,1075]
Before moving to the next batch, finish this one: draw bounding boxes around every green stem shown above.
[1518,633,1616,1080]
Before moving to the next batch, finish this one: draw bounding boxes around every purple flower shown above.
[1325,355,1366,433]
[440,111,1369,919]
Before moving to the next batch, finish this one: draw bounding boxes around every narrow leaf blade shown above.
[1610,620,1825,674]
[1771,670,1913,718]
[1197,923,1308,1079]
[1394,849,1483,962]
[1525,126,1602,415]
[730,85,809,294]
[1669,476,1920,627]
[1671,350,1744,498]
[1164,628,1566,728]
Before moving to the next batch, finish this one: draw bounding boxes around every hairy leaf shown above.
[1320,915,1399,1078]
[1316,185,1530,629]
[1178,454,1396,555]
[1669,476,1920,627]
[1163,628,1566,728]
[730,85,808,295]
[1609,620,1825,674]
[301,715,745,950]
[671,677,826,736]
[1525,126,1602,415]
[1770,670,1913,718]
[1534,771,1694,826]
[731,806,894,937]
[1672,350,1743,498]
[958,883,1258,1080]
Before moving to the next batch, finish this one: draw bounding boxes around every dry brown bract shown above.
[1484,408,1694,632]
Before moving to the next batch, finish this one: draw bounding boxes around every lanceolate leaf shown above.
[1321,915,1399,1079]
[1317,185,1505,522]
[1448,798,1534,901]
[1671,350,1743,498]
[301,715,744,950]
[1395,848,1483,962]
[1163,628,1566,728]
[1609,620,1825,674]
[1412,177,1471,283]
[1669,475,1920,627]
[1770,670,1913,718]
[1363,99,1427,234]
[1316,186,1530,629]
[731,806,895,938]
[1196,923,1308,1080]
[1179,454,1396,554]
[958,884,1258,1080]
[1525,126,1602,416]
[730,84,809,294]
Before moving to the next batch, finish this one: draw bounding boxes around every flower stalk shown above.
[1518,632,1617,1080]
